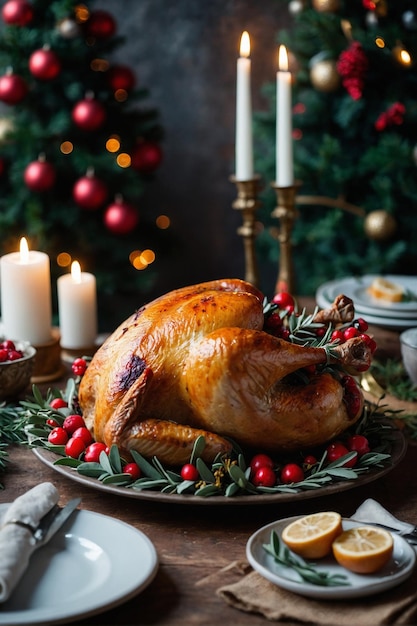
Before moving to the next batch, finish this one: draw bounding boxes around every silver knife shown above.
[33,497,81,546]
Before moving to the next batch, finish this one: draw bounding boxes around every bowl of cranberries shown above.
[0,338,36,400]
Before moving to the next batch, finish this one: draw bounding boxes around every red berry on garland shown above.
[326,441,357,467]
[29,47,61,81]
[73,172,108,210]
[104,197,139,235]
[131,141,163,173]
[107,65,136,92]
[84,442,109,463]
[123,462,141,480]
[354,318,369,332]
[62,414,86,435]
[272,291,295,309]
[253,466,276,487]
[346,434,370,457]
[249,453,274,474]
[0,72,27,105]
[65,436,86,459]
[72,96,106,131]
[49,397,68,409]
[343,326,359,340]
[48,427,69,446]
[280,463,304,484]
[72,426,93,446]
[331,329,345,343]
[85,10,116,39]
[24,156,56,192]
[2,0,33,26]
[72,357,88,377]
[180,463,199,481]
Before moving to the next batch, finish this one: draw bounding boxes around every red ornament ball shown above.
[104,199,139,235]
[2,0,33,26]
[131,141,163,173]
[72,98,106,131]
[85,10,116,39]
[0,73,27,105]
[24,158,56,192]
[29,48,61,81]
[73,173,108,210]
[0,157,7,177]
[107,65,136,92]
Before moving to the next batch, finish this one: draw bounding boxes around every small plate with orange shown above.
[246,514,416,599]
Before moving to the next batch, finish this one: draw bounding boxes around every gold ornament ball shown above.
[364,210,397,240]
[310,60,340,92]
[312,0,340,12]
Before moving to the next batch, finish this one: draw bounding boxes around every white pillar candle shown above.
[275,45,294,187]
[0,237,52,345]
[235,31,254,181]
[57,261,97,349]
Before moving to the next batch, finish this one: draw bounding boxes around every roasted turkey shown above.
[78,278,372,465]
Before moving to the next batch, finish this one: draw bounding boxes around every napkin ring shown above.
[2,519,37,534]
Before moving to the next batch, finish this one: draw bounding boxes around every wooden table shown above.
[1,308,416,626]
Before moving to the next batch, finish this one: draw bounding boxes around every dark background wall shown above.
[98,0,290,302]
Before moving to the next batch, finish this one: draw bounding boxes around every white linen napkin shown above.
[0,482,59,602]
[352,498,416,534]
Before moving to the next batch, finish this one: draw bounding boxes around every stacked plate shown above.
[316,275,417,330]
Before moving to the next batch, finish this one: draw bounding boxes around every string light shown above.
[116,153,131,168]
[393,43,412,66]
[375,37,385,49]
[129,249,156,270]
[75,4,89,23]
[156,214,170,229]
[114,89,128,102]
[106,136,120,152]
[57,252,72,267]
[90,58,109,72]
[60,141,73,154]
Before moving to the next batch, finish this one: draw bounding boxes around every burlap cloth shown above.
[204,501,417,625]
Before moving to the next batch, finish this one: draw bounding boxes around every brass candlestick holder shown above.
[271,182,300,295]
[230,175,261,288]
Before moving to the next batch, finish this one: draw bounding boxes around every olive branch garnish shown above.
[263,530,350,587]
[17,387,393,498]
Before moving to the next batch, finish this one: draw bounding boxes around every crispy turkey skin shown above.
[78,279,371,465]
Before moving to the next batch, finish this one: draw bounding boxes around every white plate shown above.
[316,275,417,318]
[0,505,158,625]
[247,517,416,600]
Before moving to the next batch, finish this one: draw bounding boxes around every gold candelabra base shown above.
[271,182,301,296]
[230,175,261,288]
[31,327,66,383]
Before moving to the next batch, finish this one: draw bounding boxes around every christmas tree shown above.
[254,0,417,297]
[0,0,168,327]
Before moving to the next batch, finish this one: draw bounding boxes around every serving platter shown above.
[247,516,416,599]
[0,505,158,625]
[33,425,407,506]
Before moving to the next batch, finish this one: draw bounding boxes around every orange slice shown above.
[281,512,343,559]
[368,277,404,302]
[332,526,393,574]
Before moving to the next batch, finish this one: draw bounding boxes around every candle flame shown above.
[278,45,288,71]
[240,31,250,58]
[71,260,82,284]
[19,237,29,263]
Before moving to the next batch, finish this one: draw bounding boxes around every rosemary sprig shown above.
[0,404,27,488]
[263,530,350,587]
